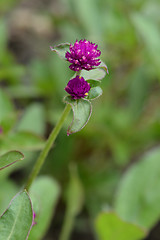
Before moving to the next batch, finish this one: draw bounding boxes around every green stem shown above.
[59,165,82,240]
[76,70,81,76]
[25,104,71,191]
[59,211,74,240]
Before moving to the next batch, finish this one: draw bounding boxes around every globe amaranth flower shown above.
[65,39,101,71]
[65,76,91,99]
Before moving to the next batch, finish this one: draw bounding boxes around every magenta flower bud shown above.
[65,39,101,71]
[65,76,91,99]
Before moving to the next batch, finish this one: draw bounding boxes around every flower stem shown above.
[25,104,71,191]
[76,70,81,76]
[59,211,74,240]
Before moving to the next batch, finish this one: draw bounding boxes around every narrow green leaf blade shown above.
[0,191,33,240]
[88,86,103,100]
[64,96,92,135]
[95,212,146,240]
[131,13,160,75]
[0,20,8,62]
[0,151,24,170]
[66,165,84,216]
[28,176,60,240]
[0,89,16,133]
[50,43,70,60]
[0,89,15,122]
[59,165,84,240]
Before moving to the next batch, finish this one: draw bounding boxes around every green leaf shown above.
[64,96,92,135]
[69,0,102,37]
[0,66,25,83]
[0,152,37,180]
[65,165,84,216]
[0,131,44,154]
[87,79,101,88]
[17,103,45,136]
[50,43,70,60]
[131,13,160,75]
[0,190,33,240]
[88,86,103,100]
[0,114,17,135]
[28,176,60,240]
[0,151,24,170]
[59,164,84,240]
[98,61,109,74]
[6,86,40,98]
[0,179,18,215]
[80,67,106,81]
[95,212,146,240]
[0,89,15,123]
[114,148,160,228]
[128,66,150,118]
[0,20,7,62]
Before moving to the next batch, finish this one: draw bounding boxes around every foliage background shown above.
[0,0,160,239]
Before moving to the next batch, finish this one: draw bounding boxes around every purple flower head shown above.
[65,76,91,99]
[65,39,101,71]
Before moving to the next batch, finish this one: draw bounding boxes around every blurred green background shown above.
[0,0,160,239]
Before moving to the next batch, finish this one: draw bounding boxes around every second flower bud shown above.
[64,76,91,99]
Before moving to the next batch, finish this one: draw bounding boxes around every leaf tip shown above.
[104,64,109,74]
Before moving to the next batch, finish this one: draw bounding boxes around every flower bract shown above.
[65,76,91,99]
[65,39,101,71]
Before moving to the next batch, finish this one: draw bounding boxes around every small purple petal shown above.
[65,39,101,71]
[65,76,91,99]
